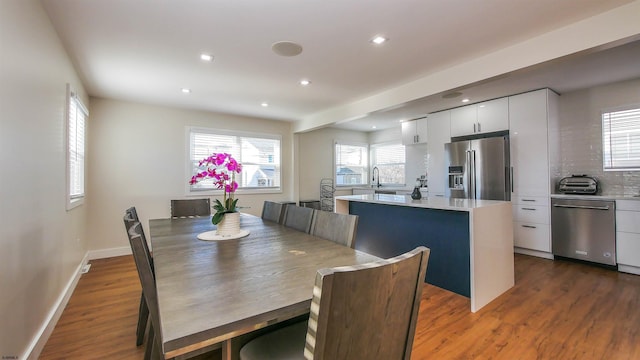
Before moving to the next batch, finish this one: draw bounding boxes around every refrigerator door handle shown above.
[467,150,475,199]
[510,166,514,193]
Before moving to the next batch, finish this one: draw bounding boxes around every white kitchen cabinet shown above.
[450,98,508,137]
[426,110,451,195]
[616,200,640,275]
[509,89,558,258]
[401,117,428,145]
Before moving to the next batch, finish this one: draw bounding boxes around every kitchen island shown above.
[335,194,514,312]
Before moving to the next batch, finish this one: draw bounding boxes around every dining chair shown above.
[170,198,211,218]
[125,207,150,347]
[261,200,285,224]
[310,210,359,248]
[124,217,222,360]
[239,246,430,360]
[283,205,315,233]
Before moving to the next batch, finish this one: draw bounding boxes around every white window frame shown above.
[65,84,87,210]
[370,142,406,186]
[185,127,282,195]
[334,140,369,187]
[602,104,640,171]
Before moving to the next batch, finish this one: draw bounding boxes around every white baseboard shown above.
[87,246,132,260]
[514,247,554,260]
[618,264,640,276]
[25,252,89,360]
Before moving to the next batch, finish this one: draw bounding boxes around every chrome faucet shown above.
[372,166,381,188]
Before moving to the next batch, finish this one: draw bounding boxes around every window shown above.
[66,84,87,210]
[371,143,406,185]
[603,106,640,171]
[335,141,368,186]
[188,127,281,192]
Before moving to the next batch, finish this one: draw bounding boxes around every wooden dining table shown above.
[149,213,381,359]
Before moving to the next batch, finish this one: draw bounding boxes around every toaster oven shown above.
[558,175,598,194]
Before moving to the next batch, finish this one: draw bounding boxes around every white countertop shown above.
[335,194,510,212]
[550,193,640,201]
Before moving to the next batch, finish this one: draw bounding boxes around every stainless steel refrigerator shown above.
[444,135,511,201]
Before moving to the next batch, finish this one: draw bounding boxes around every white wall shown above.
[555,78,640,195]
[296,128,369,200]
[0,0,88,357]
[87,98,294,252]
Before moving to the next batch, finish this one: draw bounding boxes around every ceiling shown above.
[41,0,640,132]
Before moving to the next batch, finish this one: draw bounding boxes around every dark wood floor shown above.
[40,254,640,359]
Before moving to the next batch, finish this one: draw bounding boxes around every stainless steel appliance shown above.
[558,175,599,194]
[444,135,511,201]
[551,198,616,266]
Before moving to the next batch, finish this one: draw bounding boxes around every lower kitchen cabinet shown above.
[616,200,640,275]
[513,195,553,259]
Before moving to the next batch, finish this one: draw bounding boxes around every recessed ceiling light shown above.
[200,53,213,62]
[371,36,388,45]
[300,79,311,86]
[181,88,191,94]
[261,102,269,107]
[372,125,377,129]
[461,98,470,103]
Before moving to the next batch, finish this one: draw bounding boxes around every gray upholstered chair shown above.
[261,201,286,224]
[170,198,211,218]
[310,211,359,248]
[282,205,315,233]
[239,246,430,360]
[124,207,150,347]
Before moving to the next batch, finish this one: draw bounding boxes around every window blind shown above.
[189,128,281,190]
[68,89,87,201]
[603,107,640,171]
[371,143,405,185]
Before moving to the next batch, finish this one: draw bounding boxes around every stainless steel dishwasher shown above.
[551,198,616,266]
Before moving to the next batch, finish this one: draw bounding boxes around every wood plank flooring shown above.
[40,254,640,359]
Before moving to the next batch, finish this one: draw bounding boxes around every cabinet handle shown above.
[521,199,536,202]
[521,208,536,211]
[416,134,419,143]
[473,123,477,133]
[477,122,481,132]
[522,225,537,229]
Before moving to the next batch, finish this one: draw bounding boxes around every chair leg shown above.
[145,323,154,360]
[137,291,149,346]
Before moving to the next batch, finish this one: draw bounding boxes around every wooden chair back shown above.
[310,211,359,248]
[261,201,285,224]
[305,246,430,360]
[123,216,163,359]
[170,198,211,218]
[283,205,315,233]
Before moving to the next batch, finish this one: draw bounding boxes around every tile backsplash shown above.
[552,78,640,196]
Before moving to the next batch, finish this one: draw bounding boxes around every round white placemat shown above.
[197,229,250,241]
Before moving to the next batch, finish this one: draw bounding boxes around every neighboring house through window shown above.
[188,127,281,192]
[335,141,368,186]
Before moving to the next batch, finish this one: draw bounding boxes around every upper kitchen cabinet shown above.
[401,117,428,145]
[509,89,558,198]
[450,98,509,137]
[426,111,451,196]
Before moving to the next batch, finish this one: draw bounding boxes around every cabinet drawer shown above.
[616,210,640,233]
[617,200,640,212]
[617,231,640,267]
[514,196,550,206]
[513,205,549,224]
[514,222,550,252]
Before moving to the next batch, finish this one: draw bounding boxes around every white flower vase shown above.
[216,212,241,236]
